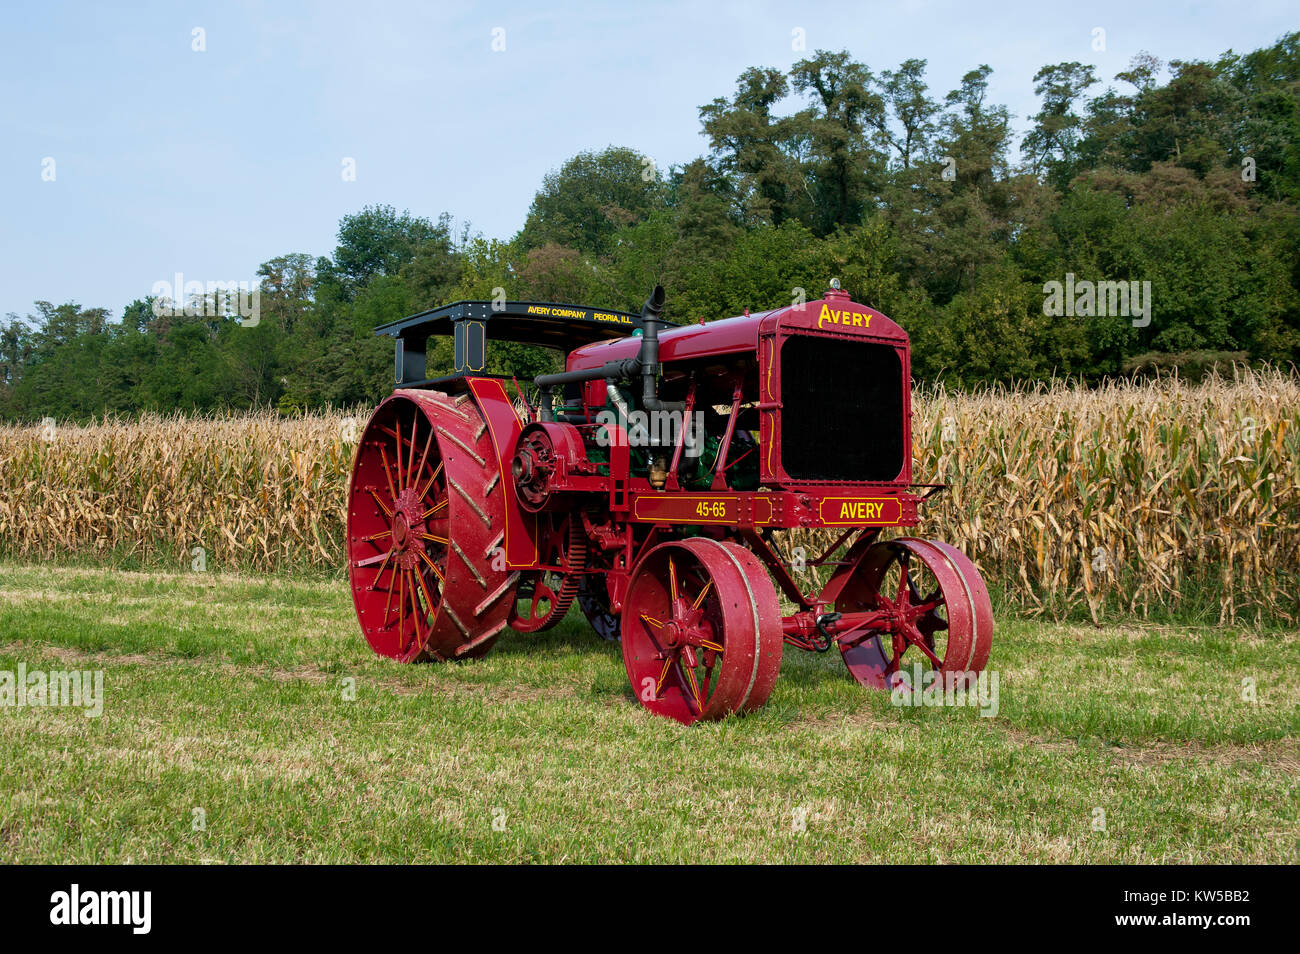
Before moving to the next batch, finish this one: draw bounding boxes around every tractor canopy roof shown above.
[566,288,907,372]
[377,300,654,351]
[376,299,669,384]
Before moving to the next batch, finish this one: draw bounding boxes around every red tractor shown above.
[346,284,993,723]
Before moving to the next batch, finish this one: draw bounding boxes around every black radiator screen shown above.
[779,335,905,482]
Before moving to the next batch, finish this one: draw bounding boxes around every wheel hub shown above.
[512,434,555,509]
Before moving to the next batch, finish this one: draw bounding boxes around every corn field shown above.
[907,369,1300,625]
[1,370,1296,625]
[0,411,358,572]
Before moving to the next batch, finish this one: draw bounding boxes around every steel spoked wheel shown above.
[347,390,514,662]
[835,537,993,690]
[510,516,585,633]
[621,538,782,724]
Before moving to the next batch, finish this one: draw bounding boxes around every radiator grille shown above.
[779,335,905,482]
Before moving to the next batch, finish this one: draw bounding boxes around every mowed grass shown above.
[0,562,1296,864]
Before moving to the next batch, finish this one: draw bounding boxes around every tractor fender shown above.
[464,377,542,570]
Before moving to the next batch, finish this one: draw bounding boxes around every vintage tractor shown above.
[346,284,993,723]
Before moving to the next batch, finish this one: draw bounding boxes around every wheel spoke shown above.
[683,661,703,712]
[640,619,670,657]
[910,598,944,617]
[410,567,426,615]
[406,411,419,489]
[379,446,398,504]
[355,548,391,569]
[417,460,444,502]
[896,564,912,610]
[668,558,679,604]
[405,579,424,649]
[421,498,447,520]
[396,571,406,638]
[403,569,424,651]
[885,633,906,675]
[378,421,441,494]
[366,487,393,518]
[394,418,406,491]
[368,549,393,584]
[417,547,446,586]
[413,565,438,626]
[691,579,713,610]
[904,626,944,668]
[414,421,435,491]
[655,654,674,696]
[382,562,398,618]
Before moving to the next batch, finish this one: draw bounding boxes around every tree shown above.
[518,147,668,257]
[0,316,32,406]
[256,253,315,334]
[1129,60,1244,176]
[699,67,811,227]
[873,58,941,170]
[322,205,449,297]
[790,50,886,232]
[516,243,603,304]
[938,65,1013,192]
[667,158,742,264]
[1024,62,1099,185]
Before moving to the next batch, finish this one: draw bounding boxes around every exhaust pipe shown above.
[637,285,681,413]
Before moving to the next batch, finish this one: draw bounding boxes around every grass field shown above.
[1,562,1296,864]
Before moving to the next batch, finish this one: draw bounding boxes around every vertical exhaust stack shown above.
[638,285,672,490]
[637,285,681,413]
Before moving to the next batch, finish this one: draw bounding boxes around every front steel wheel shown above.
[621,538,782,724]
[835,538,993,690]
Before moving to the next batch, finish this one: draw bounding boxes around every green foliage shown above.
[325,204,453,296]
[3,32,1299,422]
[518,146,669,257]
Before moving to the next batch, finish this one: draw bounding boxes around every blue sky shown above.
[2,0,1296,320]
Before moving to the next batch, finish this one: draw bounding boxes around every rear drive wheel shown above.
[347,391,515,661]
